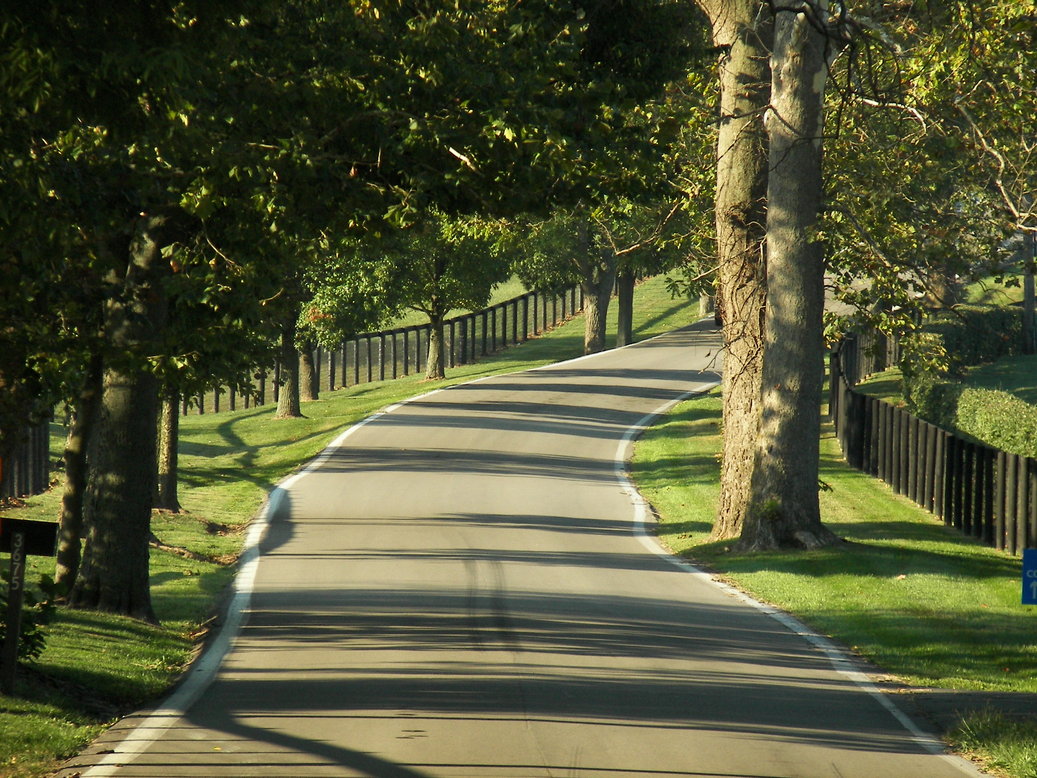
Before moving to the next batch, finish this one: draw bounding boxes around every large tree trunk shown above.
[275,319,303,419]
[55,350,104,592]
[300,339,319,401]
[425,307,446,380]
[154,392,181,513]
[615,269,636,347]
[740,2,840,551]
[69,212,185,622]
[700,0,772,541]
[576,221,617,355]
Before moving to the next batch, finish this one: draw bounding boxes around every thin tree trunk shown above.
[300,339,319,401]
[741,2,840,551]
[700,0,772,541]
[55,350,104,592]
[425,309,446,380]
[275,319,303,419]
[70,212,187,622]
[615,270,636,347]
[154,392,181,513]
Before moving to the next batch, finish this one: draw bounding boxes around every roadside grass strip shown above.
[0,276,696,777]
[633,388,1037,778]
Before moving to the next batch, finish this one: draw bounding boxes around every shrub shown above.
[0,572,60,662]
[955,388,1037,459]
[901,305,1023,420]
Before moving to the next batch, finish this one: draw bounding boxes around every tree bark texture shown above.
[615,270,636,347]
[576,220,617,355]
[154,392,181,513]
[55,350,104,592]
[741,3,839,551]
[300,339,319,401]
[699,0,772,541]
[70,212,185,622]
[275,318,303,419]
[425,313,445,381]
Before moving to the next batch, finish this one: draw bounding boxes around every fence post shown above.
[369,336,377,385]
[980,446,995,547]
[830,349,842,432]
[951,436,965,531]
[864,395,878,475]
[923,421,937,512]
[933,428,946,519]
[963,443,977,541]
[1027,457,1037,550]
[891,407,904,495]
[1014,453,1028,555]
[907,415,920,505]
[522,294,530,341]
[999,451,1013,552]
[447,320,455,368]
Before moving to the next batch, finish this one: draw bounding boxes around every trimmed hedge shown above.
[955,387,1037,458]
[898,304,1032,454]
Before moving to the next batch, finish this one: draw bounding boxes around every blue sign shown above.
[1024,549,1037,605]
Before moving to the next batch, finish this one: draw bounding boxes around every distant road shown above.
[63,321,984,778]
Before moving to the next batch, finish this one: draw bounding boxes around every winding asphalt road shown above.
[62,321,985,777]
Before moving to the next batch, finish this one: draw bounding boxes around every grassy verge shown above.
[0,276,699,778]
[633,389,1037,777]
[965,273,1025,307]
[966,355,1037,406]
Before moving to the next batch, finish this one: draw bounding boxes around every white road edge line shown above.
[614,385,987,778]
[76,323,706,774]
[77,386,456,777]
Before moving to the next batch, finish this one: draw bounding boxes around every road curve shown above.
[63,321,985,778]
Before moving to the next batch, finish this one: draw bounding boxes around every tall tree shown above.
[691,0,772,542]
[384,211,510,380]
[740,2,845,550]
[70,211,193,621]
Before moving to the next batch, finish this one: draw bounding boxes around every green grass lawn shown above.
[965,273,1025,307]
[633,389,1037,778]
[966,354,1037,405]
[0,275,700,778]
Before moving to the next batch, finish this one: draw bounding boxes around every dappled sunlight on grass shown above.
[967,355,1037,405]
[633,388,1037,694]
[0,274,700,777]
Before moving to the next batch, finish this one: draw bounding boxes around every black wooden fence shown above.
[0,422,52,501]
[832,333,1035,556]
[185,286,583,415]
